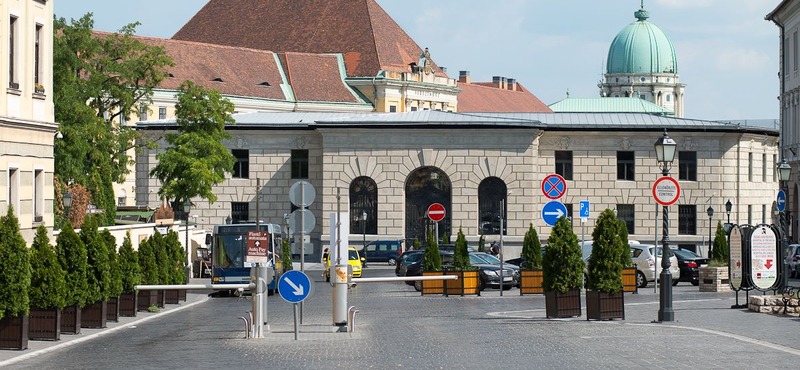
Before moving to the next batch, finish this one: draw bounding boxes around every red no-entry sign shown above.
[427,203,446,222]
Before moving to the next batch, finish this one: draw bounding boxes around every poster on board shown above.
[749,225,778,290]
[728,226,743,290]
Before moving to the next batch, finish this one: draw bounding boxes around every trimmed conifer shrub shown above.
[81,216,111,302]
[137,237,159,285]
[281,238,293,273]
[423,229,442,271]
[542,217,584,293]
[452,228,471,271]
[29,224,67,310]
[167,231,187,284]
[118,232,141,294]
[522,223,542,270]
[57,221,88,307]
[0,207,31,320]
[617,219,633,267]
[712,221,728,265]
[413,238,420,251]
[102,230,123,297]
[441,233,449,244]
[587,209,624,293]
[150,232,170,284]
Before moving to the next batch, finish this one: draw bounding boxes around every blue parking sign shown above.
[580,201,590,218]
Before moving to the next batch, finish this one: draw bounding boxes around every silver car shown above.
[631,244,679,288]
[785,244,800,278]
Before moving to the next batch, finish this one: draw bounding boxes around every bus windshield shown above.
[213,225,272,269]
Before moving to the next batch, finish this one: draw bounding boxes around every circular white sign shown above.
[289,209,316,234]
[749,225,778,290]
[289,181,316,208]
[652,177,680,206]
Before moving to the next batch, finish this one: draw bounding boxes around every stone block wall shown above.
[699,266,731,292]
[749,295,800,317]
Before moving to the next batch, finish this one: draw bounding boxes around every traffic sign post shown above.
[777,190,787,212]
[542,174,567,200]
[542,201,568,227]
[278,271,314,340]
[289,180,316,325]
[579,200,590,245]
[652,177,681,206]
[245,231,270,264]
[427,203,446,242]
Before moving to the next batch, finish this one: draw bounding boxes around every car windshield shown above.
[349,250,359,260]
[671,249,699,259]
[405,253,423,263]
[474,253,501,264]
[468,255,485,265]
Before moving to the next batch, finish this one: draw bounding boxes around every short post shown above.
[293,303,299,340]
[500,199,504,297]
[332,188,348,326]
[300,182,305,324]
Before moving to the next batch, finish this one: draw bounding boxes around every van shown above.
[359,240,402,265]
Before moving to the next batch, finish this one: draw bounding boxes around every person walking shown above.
[490,241,500,257]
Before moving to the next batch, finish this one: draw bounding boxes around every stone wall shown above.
[699,266,731,292]
[749,295,800,317]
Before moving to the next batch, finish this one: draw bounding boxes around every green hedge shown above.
[118,232,141,294]
[0,207,31,319]
[617,219,633,267]
[81,216,111,302]
[542,217,584,293]
[30,225,67,310]
[587,209,624,294]
[712,221,728,265]
[57,221,88,307]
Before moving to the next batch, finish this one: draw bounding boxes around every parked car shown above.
[396,251,454,287]
[505,257,524,267]
[785,244,800,278]
[470,252,520,289]
[324,247,365,282]
[670,248,709,286]
[631,244,679,288]
[436,244,477,253]
[359,240,402,266]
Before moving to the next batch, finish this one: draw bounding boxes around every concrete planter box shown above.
[699,266,731,292]
[0,315,28,350]
[520,270,544,295]
[60,304,81,335]
[29,308,61,341]
[586,290,625,320]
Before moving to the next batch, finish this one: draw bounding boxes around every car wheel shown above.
[414,280,422,292]
[691,281,699,286]
[388,257,397,266]
[672,280,679,286]
[502,284,512,291]
[636,271,647,288]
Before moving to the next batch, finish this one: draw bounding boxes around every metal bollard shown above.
[238,316,251,339]
[347,306,360,333]
[245,310,254,338]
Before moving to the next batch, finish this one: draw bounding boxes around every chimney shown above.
[507,78,517,91]
[493,76,502,89]
[459,70,471,84]
[440,66,447,74]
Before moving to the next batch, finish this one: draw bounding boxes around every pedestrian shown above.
[490,241,500,257]
[322,247,329,262]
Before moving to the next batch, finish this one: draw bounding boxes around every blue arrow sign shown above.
[778,190,787,212]
[542,201,568,226]
[580,200,590,218]
[278,270,313,303]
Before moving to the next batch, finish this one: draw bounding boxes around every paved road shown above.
[6,267,800,369]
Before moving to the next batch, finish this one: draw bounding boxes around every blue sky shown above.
[55,0,781,120]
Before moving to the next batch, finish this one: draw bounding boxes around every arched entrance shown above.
[405,167,451,245]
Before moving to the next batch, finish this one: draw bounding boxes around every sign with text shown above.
[652,176,680,206]
[749,225,778,290]
[246,231,270,264]
[728,225,743,290]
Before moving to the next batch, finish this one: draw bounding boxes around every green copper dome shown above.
[606,6,678,75]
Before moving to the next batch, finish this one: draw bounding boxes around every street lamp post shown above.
[726,200,732,225]
[654,129,677,322]
[184,200,192,279]
[707,206,714,259]
[778,159,792,289]
[62,191,73,223]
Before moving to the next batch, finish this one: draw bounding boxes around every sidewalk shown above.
[0,292,210,367]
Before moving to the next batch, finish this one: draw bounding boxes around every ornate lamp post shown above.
[707,206,714,259]
[725,200,732,225]
[63,191,73,222]
[778,159,792,288]
[654,130,677,322]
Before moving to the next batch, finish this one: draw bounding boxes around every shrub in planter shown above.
[56,221,87,334]
[420,229,444,295]
[520,223,544,295]
[282,238,293,273]
[102,230,122,322]
[0,207,32,349]
[586,209,625,320]
[29,225,67,341]
[80,216,110,328]
[118,232,141,317]
[445,228,479,296]
[543,217,584,318]
[701,222,732,292]
[616,219,637,292]
[712,221,728,266]
[164,231,184,303]
[150,232,169,307]
[137,237,159,311]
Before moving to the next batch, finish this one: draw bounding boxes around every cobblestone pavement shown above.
[5,269,800,370]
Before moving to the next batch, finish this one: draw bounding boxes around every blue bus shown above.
[211,223,283,295]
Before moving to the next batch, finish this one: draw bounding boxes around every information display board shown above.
[749,225,778,290]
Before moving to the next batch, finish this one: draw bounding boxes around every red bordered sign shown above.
[541,174,567,200]
[427,203,446,222]
[652,177,680,206]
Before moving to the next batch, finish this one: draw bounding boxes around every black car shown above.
[671,248,709,286]
[468,252,519,290]
[395,251,455,287]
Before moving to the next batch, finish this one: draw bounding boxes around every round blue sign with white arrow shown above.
[278,270,313,303]
[778,190,787,212]
[542,201,568,227]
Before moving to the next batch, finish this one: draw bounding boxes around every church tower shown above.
[599,4,685,117]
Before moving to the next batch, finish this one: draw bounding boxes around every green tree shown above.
[0,207,31,320]
[281,238,293,273]
[587,209,624,293]
[617,219,633,267]
[149,81,236,211]
[151,232,171,285]
[478,232,486,252]
[423,229,442,272]
[165,231,186,284]
[452,228,471,271]
[102,230,123,297]
[413,238,420,251]
[441,233,450,244]
[54,14,173,225]
[521,223,542,270]
[81,216,111,302]
[118,232,141,294]
[712,221,729,265]
[542,217,584,293]
[137,238,159,285]
[29,225,67,310]
[57,221,88,307]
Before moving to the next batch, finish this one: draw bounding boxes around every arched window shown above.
[478,177,507,235]
[405,167,451,244]
[350,177,377,234]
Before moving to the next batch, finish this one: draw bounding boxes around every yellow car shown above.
[325,247,364,281]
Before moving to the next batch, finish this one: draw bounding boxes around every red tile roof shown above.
[172,0,447,78]
[279,52,361,103]
[457,82,553,113]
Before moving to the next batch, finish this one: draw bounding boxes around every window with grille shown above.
[555,151,573,180]
[616,204,635,234]
[232,149,249,179]
[678,151,696,181]
[678,205,696,235]
[349,177,378,234]
[291,150,309,179]
[231,202,249,224]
